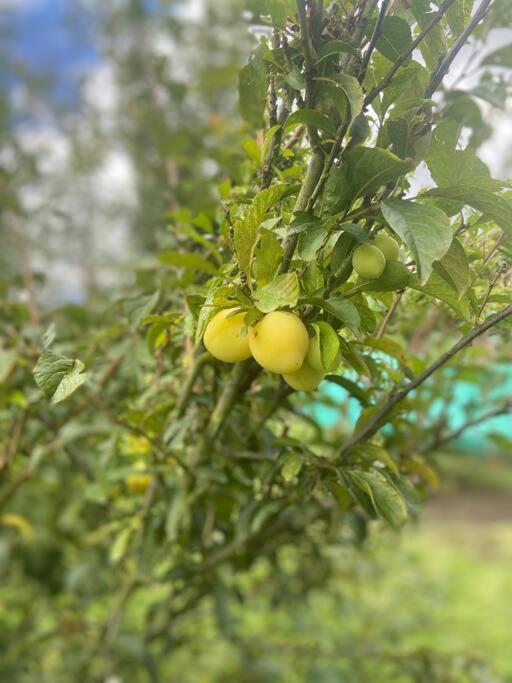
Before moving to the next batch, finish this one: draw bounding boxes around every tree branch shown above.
[363,0,457,108]
[339,303,512,455]
[424,0,493,98]
[175,351,210,418]
[280,150,325,272]
[376,289,404,339]
[358,0,389,83]
[424,403,511,453]
[203,360,260,443]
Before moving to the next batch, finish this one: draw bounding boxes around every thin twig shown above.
[358,0,389,83]
[424,0,493,98]
[376,290,404,339]
[424,403,511,453]
[339,303,512,455]
[175,352,210,418]
[363,0,457,108]
[476,264,506,322]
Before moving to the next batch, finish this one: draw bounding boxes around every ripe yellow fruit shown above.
[203,308,252,363]
[248,311,309,374]
[373,233,400,261]
[126,463,151,495]
[352,243,386,280]
[282,360,324,392]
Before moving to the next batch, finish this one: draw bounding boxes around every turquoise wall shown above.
[311,364,512,452]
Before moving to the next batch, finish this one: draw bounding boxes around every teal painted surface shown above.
[311,364,512,452]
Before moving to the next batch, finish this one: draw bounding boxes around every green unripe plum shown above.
[372,233,400,261]
[249,311,309,374]
[352,244,386,280]
[203,308,252,363]
[282,360,324,392]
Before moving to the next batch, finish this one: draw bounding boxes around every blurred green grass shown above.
[164,497,512,682]
[4,455,512,682]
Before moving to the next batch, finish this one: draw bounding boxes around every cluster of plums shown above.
[351,232,400,280]
[203,232,401,392]
[204,309,327,391]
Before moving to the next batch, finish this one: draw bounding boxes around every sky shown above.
[1,0,98,111]
[2,0,511,302]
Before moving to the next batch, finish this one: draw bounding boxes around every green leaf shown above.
[349,469,408,527]
[176,223,223,264]
[324,375,370,406]
[355,260,411,293]
[366,16,412,63]
[285,109,337,137]
[233,183,288,277]
[422,185,512,240]
[446,0,473,36]
[408,271,472,320]
[166,490,187,541]
[356,443,399,475]
[297,224,326,261]
[33,351,88,404]
[327,74,364,129]
[338,338,370,377]
[426,143,490,189]
[110,526,133,564]
[381,61,429,115]
[381,200,453,284]
[158,251,217,275]
[284,66,305,91]
[239,57,267,126]
[433,237,471,299]
[0,348,18,383]
[302,264,324,296]
[242,138,261,165]
[482,43,512,68]
[304,297,361,336]
[409,0,446,71]
[281,452,303,481]
[253,232,283,286]
[42,322,56,349]
[316,40,360,64]
[356,336,413,372]
[254,272,299,313]
[262,124,282,162]
[125,291,160,328]
[336,222,371,244]
[310,321,340,372]
[343,145,414,199]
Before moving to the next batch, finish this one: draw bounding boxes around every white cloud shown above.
[92,148,137,207]
[83,62,119,115]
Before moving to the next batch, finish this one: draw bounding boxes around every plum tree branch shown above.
[339,303,512,455]
[424,402,511,453]
[363,0,457,107]
[424,0,493,98]
[376,290,404,339]
[358,0,389,83]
